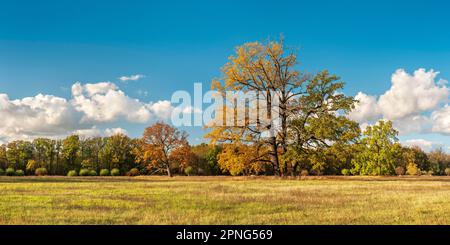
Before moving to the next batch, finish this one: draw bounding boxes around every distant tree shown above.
[62,135,80,171]
[6,140,33,170]
[0,145,7,169]
[139,122,190,177]
[428,148,449,175]
[351,120,402,175]
[402,146,429,172]
[191,143,222,175]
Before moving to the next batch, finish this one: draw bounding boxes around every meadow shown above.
[0,176,449,225]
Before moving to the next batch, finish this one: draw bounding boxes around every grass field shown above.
[0,176,450,224]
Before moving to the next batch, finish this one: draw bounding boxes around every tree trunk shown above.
[269,136,280,176]
[166,164,172,177]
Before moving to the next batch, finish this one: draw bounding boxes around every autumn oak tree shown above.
[207,39,358,176]
[139,122,191,177]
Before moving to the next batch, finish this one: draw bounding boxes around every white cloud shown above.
[402,139,446,152]
[378,69,448,120]
[118,74,145,82]
[0,93,81,142]
[105,127,128,136]
[71,82,171,123]
[73,127,102,138]
[431,104,450,134]
[349,68,449,137]
[392,115,431,135]
[147,100,173,120]
[348,92,381,123]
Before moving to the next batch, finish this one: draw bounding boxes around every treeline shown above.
[0,121,449,177]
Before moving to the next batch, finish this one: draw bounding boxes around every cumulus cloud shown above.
[73,127,102,138]
[349,68,449,136]
[378,69,448,120]
[105,127,128,136]
[118,74,145,82]
[402,139,446,152]
[0,93,81,142]
[71,82,171,123]
[348,92,381,123]
[0,81,173,143]
[431,104,450,134]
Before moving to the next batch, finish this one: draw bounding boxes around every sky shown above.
[0,0,449,151]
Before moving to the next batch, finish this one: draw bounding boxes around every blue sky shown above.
[0,0,449,150]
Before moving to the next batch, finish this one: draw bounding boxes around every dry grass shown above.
[0,176,450,224]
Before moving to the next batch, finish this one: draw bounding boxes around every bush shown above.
[184,166,194,176]
[35,167,48,176]
[79,169,90,176]
[111,168,120,176]
[300,169,309,176]
[444,168,450,176]
[395,166,405,176]
[406,163,420,176]
[6,167,15,176]
[67,170,78,177]
[15,169,24,176]
[0,169,4,176]
[99,169,110,176]
[89,170,97,176]
[445,168,450,176]
[126,168,140,177]
[341,169,351,176]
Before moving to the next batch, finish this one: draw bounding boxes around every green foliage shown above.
[111,168,120,176]
[15,169,25,176]
[89,170,97,176]
[351,120,401,175]
[6,167,15,176]
[184,166,194,176]
[67,170,78,177]
[0,168,4,176]
[341,169,351,176]
[79,169,90,176]
[126,168,140,177]
[35,168,48,176]
[99,169,110,176]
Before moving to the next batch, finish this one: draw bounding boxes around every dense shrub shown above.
[15,169,25,176]
[99,169,110,176]
[445,168,450,176]
[67,170,78,177]
[184,166,194,176]
[406,163,420,176]
[0,168,4,176]
[35,167,48,176]
[395,166,405,176]
[111,168,120,176]
[6,167,15,176]
[79,169,90,176]
[341,169,351,176]
[126,168,140,177]
[300,169,309,176]
[89,170,97,176]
